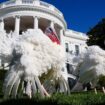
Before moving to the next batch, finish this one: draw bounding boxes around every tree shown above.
[87,18,105,50]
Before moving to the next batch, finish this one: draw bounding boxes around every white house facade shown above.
[0,0,88,88]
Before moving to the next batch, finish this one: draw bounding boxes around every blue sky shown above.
[0,0,105,33]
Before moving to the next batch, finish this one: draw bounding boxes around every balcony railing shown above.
[0,0,63,17]
[40,1,50,8]
[5,0,15,5]
[22,0,33,4]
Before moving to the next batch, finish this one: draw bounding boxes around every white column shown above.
[60,29,64,45]
[15,16,20,35]
[0,19,4,32]
[50,21,54,29]
[34,16,38,29]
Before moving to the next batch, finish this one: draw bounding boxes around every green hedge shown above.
[0,93,105,105]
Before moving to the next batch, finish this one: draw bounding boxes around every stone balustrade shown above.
[0,0,63,17]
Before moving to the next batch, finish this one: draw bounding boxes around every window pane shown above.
[65,43,69,52]
[66,63,73,74]
[75,45,79,56]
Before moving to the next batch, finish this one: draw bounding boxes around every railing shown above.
[66,29,88,40]
[69,30,87,37]
[22,0,33,4]
[4,0,15,5]
[0,0,15,8]
[54,7,63,16]
[40,1,50,8]
[0,0,63,17]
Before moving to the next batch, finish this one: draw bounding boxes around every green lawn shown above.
[0,92,105,105]
[1,70,105,105]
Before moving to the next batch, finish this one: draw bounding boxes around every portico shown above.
[0,16,63,41]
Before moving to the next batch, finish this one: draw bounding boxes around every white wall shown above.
[61,29,88,81]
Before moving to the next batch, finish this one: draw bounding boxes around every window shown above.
[65,43,69,52]
[75,45,79,56]
[66,63,73,74]
[68,78,76,89]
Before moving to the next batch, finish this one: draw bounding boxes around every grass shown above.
[0,92,105,105]
[1,70,105,105]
